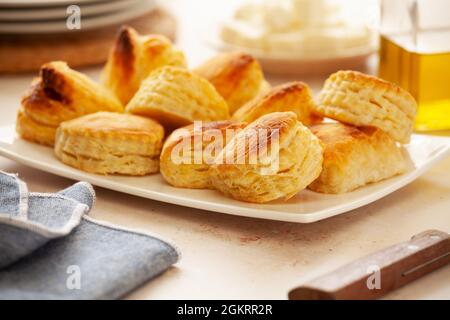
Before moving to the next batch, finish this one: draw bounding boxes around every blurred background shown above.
[0,0,449,131]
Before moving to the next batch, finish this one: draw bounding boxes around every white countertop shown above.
[0,0,449,299]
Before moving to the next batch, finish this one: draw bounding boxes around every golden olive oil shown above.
[379,35,450,131]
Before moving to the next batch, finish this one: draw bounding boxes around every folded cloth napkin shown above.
[0,171,180,299]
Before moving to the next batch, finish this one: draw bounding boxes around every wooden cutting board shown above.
[0,7,176,73]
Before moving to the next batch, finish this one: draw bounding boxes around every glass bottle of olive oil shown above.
[379,0,450,131]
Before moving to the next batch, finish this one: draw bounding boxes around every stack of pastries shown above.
[16,26,417,204]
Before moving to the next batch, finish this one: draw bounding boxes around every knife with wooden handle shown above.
[288,230,450,300]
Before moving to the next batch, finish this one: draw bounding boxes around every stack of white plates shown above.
[0,0,156,34]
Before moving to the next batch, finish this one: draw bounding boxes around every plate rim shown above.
[1,125,450,223]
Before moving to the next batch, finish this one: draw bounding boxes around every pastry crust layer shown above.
[210,112,323,203]
[16,107,56,146]
[17,61,123,146]
[160,120,247,189]
[193,51,269,114]
[54,112,164,175]
[308,123,408,194]
[232,82,321,125]
[102,26,187,105]
[126,66,230,130]
[315,70,417,143]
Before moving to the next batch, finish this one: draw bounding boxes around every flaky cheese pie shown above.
[308,123,408,194]
[210,112,323,203]
[54,112,164,175]
[160,120,247,189]
[17,61,123,146]
[232,82,321,125]
[102,26,187,105]
[126,66,230,130]
[193,52,270,114]
[315,71,417,144]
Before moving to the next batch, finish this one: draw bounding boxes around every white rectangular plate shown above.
[1,124,449,223]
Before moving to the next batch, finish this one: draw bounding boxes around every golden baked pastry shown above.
[126,66,230,130]
[16,106,58,146]
[17,61,123,146]
[101,26,187,105]
[232,82,321,125]
[308,123,408,194]
[193,52,270,114]
[315,70,417,144]
[54,112,164,175]
[210,112,323,203]
[160,120,247,189]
